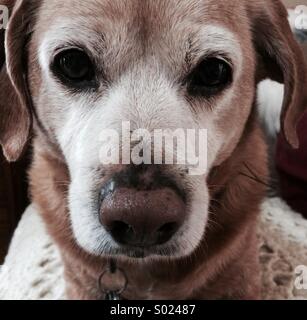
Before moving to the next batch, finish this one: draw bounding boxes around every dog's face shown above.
[31,0,255,259]
[1,0,306,260]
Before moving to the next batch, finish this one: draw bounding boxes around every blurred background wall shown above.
[283,0,307,7]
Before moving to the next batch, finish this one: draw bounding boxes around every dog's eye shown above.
[188,58,232,96]
[52,49,96,88]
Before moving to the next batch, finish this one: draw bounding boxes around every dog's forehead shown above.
[39,0,244,25]
[37,0,248,45]
[35,0,250,79]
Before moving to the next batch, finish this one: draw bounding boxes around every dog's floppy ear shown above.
[249,0,307,148]
[0,0,35,161]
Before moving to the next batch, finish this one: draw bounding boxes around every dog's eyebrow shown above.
[184,25,242,70]
[38,20,105,71]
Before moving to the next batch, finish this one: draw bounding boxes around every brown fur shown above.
[1,0,307,300]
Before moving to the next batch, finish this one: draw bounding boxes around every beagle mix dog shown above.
[0,0,306,300]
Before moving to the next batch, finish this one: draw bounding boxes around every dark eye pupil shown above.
[60,51,90,79]
[53,49,95,85]
[189,58,231,95]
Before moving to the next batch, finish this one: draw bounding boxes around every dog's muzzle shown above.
[99,166,186,248]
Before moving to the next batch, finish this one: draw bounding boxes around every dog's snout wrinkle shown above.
[100,165,187,203]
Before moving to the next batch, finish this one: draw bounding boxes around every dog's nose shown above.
[100,186,185,247]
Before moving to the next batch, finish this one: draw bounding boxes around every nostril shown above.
[158,222,178,234]
[109,221,134,244]
[109,221,179,247]
[157,222,179,244]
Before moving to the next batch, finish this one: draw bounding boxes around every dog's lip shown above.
[114,242,165,257]
[124,249,147,259]
[106,242,175,259]
[106,248,149,260]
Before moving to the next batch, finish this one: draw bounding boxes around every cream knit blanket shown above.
[0,198,307,300]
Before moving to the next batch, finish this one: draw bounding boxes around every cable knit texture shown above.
[0,198,307,300]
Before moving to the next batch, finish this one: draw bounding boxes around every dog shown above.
[1,0,306,300]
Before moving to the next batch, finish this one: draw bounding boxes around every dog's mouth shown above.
[103,238,184,260]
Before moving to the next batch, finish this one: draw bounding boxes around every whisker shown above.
[239,162,270,188]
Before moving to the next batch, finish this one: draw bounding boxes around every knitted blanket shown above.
[1,198,307,300]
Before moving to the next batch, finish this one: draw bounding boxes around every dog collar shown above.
[98,260,128,300]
